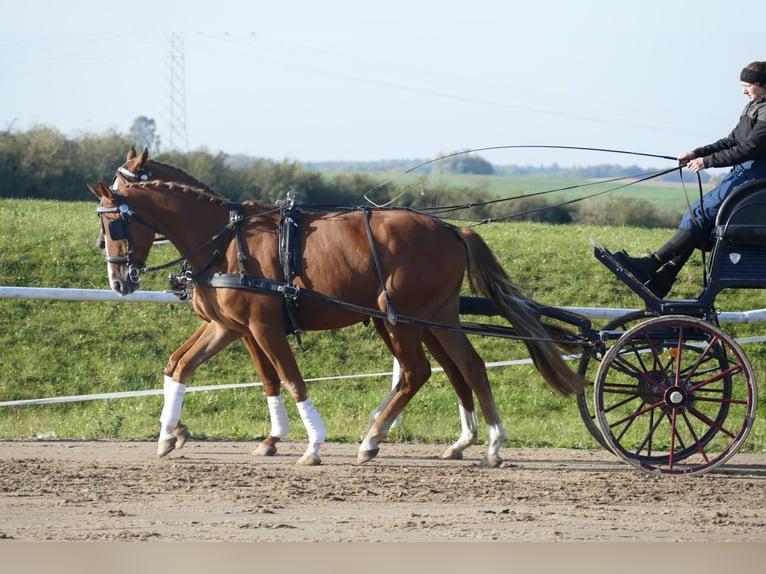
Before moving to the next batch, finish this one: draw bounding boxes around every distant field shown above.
[322,170,711,216]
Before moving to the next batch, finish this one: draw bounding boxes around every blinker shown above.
[108,218,129,240]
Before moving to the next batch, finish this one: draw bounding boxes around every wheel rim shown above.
[593,315,757,476]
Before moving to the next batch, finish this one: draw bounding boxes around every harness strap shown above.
[279,200,302,282]
[363,209,398,325]
[278,196,303,340]
[229,202,247,279]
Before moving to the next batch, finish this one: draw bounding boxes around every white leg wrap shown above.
[458,403,479,444]
[159,376,186,439]
[297,398,326,446]
[267,394,290,439]
[390,359,403,428]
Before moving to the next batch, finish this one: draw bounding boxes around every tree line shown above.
[0,125,679,227]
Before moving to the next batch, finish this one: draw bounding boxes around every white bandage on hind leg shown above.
[297,398,326,445]
[267,394,290,439]
[159,376,186,439]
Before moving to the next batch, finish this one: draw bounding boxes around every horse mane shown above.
[128,179,232,206]
[146,159,219,195]
[141,160,269,209]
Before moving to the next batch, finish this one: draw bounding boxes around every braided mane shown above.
[127,179,230,205]
[141,159,268,211]
[146,159,219,195]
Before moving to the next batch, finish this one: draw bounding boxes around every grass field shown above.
[1,195,765,452]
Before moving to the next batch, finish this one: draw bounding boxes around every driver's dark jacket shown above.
[695,97,766,168]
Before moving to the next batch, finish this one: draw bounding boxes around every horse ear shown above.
[96,182,116,200]
[127,147,137,160]
[88,183,103,199]
[140,147,149,163]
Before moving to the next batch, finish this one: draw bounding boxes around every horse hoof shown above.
[480,454,503,468]
[252,443,277,457]
[172,424,189,450]
[357,448,380,464]
[440,446,464,460]
[157,437,177,458]
[297,453,321,466]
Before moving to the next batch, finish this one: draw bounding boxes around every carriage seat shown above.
[704,178,766,297]
[715,179,766,244]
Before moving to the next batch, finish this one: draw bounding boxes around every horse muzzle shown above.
[106,257,143,295]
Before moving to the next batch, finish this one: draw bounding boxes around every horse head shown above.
[90,181,157,296]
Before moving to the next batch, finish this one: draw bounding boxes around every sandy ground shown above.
[2,439,766,545]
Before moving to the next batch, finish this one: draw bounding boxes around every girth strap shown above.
[193,272,299,298]
[193,272,300,340]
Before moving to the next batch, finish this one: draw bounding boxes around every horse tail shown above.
[456,226,587,397]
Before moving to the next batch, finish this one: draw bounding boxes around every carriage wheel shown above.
[577,311,649,449]
[594,315,757,476]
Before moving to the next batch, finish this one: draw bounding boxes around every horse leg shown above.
[428,329,507,467]
[422,329,479,460]
[158,321,242,458]
[363,320,402,438]
[249,327,325,466]
[359,325,431,463]
[157,321,209,454]
[241,336,290,457]
[367,321,477,459]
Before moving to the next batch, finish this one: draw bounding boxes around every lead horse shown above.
[93,152,586,466]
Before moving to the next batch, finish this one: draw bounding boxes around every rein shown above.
[192,270,585,346]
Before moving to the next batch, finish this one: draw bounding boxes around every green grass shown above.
[2,197,766,453]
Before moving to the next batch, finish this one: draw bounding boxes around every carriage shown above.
[548,178,764,476]
[418,177,765,476]
[96,149,764,477]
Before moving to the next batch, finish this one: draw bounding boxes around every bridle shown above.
[112,164,151,190]
[96,161,165,285]
[100,159,287,297]
[97,195,157,285]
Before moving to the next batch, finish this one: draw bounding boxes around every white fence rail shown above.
[3,286,766,408]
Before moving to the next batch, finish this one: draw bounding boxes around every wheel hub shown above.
[665,386,687,407]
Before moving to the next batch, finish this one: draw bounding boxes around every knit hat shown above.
[740,67,766,87]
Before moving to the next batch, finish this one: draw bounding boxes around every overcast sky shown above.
[1,0,762,169]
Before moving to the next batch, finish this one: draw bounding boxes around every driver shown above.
[614,61,766,298]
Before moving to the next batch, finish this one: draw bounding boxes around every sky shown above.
[1,0,763,169]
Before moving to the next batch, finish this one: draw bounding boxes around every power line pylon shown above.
[167,33,189,151]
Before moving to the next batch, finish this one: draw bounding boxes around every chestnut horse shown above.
[93,154,585,466]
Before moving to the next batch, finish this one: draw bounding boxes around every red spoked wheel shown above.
[594,315,757,476]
